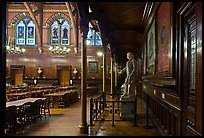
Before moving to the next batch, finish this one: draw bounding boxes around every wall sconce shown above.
[48,46,70,54]
[97,51,103,57]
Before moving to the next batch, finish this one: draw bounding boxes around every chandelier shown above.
[6,23,25,54]
[6,37,25,54]
[48,45,70,54]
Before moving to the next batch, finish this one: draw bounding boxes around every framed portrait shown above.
[88,61,98,73]
[157,2,173,76]
[147,19,156,75]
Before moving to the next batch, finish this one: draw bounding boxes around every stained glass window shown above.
[16,20,25,45]
[61,20,70,45]
[16,18,35,46]
[51,21,59,45]
[26,20,35,45]
[95,32,103,46]
[86,22,103,46]
[51,18,70,46]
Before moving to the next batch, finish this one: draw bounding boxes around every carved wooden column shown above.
[78,25,88,134]
[102,46,107,93]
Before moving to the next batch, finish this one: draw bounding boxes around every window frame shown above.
[86,22,103,47]
[16,18,36,46]
[50,18,71,47]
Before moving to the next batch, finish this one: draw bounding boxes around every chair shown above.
[16,102,32,129]
[37,91,44,98]
[41,97,51,119]
[31,92,37,98]
[30,99,43,122]
[5,106,18,135]
[72,91,79,103]
[58,96,65,108]
[64,93,70,106]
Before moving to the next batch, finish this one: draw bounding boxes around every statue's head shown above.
[127,52,134,60]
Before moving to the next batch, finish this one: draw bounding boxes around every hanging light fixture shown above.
[6,23,25,54]
[6,37,26,54]
[48,45,70,54]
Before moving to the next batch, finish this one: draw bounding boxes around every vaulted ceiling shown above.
[8,2,147,64]
[87,2,146,63]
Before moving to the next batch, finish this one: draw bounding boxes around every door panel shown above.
[15,73,23,86]
[58,69,71,87]
[57,66,72,87]
[11,69,23,86]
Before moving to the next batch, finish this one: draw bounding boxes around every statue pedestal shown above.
[120,95,136,121]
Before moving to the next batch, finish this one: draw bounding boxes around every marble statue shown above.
[119,52,138,98]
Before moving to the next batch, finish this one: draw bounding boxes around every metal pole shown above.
[90,97,93,126]
[112,101,115,126]
[102,48,107,103]
[134,96,138,126]
[95,99,98,119]
[99,96,101,116]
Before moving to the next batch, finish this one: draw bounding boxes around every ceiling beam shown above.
[23,2,42,48]
[65,2,77,47]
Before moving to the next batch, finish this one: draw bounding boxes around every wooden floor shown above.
[13,95,160,136]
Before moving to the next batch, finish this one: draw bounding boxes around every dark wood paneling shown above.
[6,47,111,80]
[186,126,202,136]
[142,83,180,110]
[143,88,181,136]
[142,2,202,136]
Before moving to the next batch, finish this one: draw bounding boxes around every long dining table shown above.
[44,90,79,108]
[6,97,46,108]
[44,91,72,108]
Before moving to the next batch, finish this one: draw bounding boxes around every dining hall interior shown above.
[1,1,202,136]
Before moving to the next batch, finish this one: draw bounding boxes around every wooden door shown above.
[15,73,23,86]
[59,70,71,87]
[10,69,23,86]
[57,65,72,87]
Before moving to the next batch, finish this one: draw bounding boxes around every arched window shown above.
[16,18,35,46]
[51,18,71,46]
[86,22,103,46]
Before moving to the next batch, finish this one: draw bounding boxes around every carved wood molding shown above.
[142,2,160,39]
